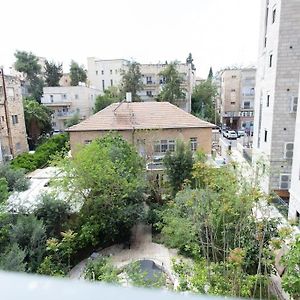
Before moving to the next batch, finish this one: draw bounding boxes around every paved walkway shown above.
[69,223,178,284]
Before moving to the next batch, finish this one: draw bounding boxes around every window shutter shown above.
[290,96,298,113]
[285,143,294,159]
[280,174,290,189]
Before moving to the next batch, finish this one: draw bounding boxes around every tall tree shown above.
[120,62,144,102]
[191,80,218,124]
[23,98,52,149]
[157,62,185,104]
[94,87,120,113]
[44,60,63,86]
[207,67,213,80]
[14,50,44,101]
[69,60,87,86]
[186,53,196,70]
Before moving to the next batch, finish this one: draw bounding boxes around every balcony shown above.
[56,111,75,119]
[43,101,72,107]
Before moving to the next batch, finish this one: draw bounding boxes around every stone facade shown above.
[41,86,101,131]
[253,0,300,194]
[0,74,29,161]
[220,68,256,132]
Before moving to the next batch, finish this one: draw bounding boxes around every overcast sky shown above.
[1,0,261,78]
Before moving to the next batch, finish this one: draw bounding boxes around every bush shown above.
[0,164,29,192]
[0,243,26,272]
[0,178,9,203]
[11,134,69,172]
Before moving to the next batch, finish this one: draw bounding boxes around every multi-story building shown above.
[0,70,29,161]
[87,58,195,112]
[253,0,300,195]
[41,86,101,131]
[288,80,300,224]
[219,68,256,133]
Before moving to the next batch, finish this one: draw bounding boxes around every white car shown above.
[223,130,237,139]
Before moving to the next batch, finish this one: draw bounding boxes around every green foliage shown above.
[281,237,300,298]
[23,98,53,148]
[38,230,77,276]
[70,60,87,86]
[44,60,63,86]
[191,80,218,124]
[84,257,119,283]
[0,164,29,192]
[157,62,185,104]
[207,67,213,80]
[94,87,120,113]
[34,193,71,237]
[120,61,144,101]
[10,215,46,272]
[0,178,9,203]
[0,212,14,252]
[0,243,26,272]
[186,53,196,71]
[125,261,166,288]
[56,134,145,248]
[11,134,69,172]
[14,50,44,101]
[163,140,193,196]
[64,113,80,128]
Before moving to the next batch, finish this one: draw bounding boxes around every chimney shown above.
[126,92,132,102]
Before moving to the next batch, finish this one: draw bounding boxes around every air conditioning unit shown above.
[4,154,13,161]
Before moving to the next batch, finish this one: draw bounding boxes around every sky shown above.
[0,0,261,78]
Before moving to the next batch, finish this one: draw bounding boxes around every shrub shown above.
[0,178,9,203]
[0,164,29,192]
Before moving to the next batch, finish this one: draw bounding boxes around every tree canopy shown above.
[94,87,120,113]
[157,62,185,104]
[44,60,63,86]
[120,62,144,102]
[70,60,87,86]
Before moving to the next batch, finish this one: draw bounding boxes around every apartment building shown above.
[0,71,29,161]
[41,86,101,131]
[87,58,195,112]
[288,79,300,224]
[220,68,256,133]
[253,0,300,195]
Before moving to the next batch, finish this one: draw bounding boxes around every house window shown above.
[190,137,197,152]
[168,140,175,152]
[16,142,21,151]
[232,75,237,79]
[161,140,168,153]
[110,70,112,75]
[267,95,270,107]
[102,80,105,91]
[231,102,235,105]
[7,87,14,97]
[243,101,250,109]
[231,89,236,92]
[279,174,291,190]
[264,130,268,142]
[269,54,273,67]
[146,91,153,97]
[84,140,92,145]
[272,8,276,23]
[146,76,152,84]
[284,143,294,159]
[154,141,161,153]
[0,86,3,96]
[101,70,104,75]
[12,115,18,125]
[290,96,298,113]
[154,140,176,153]
[50,95,54,103]
[96,70,98,75]
[110,79,113,86]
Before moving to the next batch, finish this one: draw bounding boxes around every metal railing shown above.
[271,195,289,219]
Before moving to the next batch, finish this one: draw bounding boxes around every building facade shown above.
[87,58,195,112]
[0,72,29,161]
[67,102,213,159]
[253,0,300,194]
[288,79,300,224]
[220,68,256,133]
[41,86,101,131]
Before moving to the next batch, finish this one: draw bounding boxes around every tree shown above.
[14,50,44,101]
[207,67,213,80]
[186,53,196,70]
[64,113,80,128]
[23,98,52,149]
[94,87,120,113]
[120,61,144,102]
[70,60,87,86]
[34,193,71,237]
[44,60,63,86]
[157,62,185,104]
[163,140,193,196]
[191,80,218,124]
[0,178,9,203]
[0,243,26,272]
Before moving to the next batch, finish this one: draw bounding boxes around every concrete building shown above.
[41,86,101,131]
[87,58,195,112]
[288,79,300,225]
[220,68,256,133]
[253,0,300,195]
[66,101,214,160]
[0,71,29,161]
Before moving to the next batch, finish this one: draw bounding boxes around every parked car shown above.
[236,130,246,138]
[223,130,238,139]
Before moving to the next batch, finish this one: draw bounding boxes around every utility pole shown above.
[0,68,14,156]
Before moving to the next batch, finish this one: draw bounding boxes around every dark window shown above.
[12,115,18,125]
[269,54,273,67]
[231,101,235,105]
[146,91,153,97]
[267,95,270,107]
[102,80,105,90]
[101,70,104,75]
[232,75,237,79]
[244,101,251,109]
[110,70,112,75]
[110,79,113,86]
[264,130,268,142]
[272,8,276,23]
[231,89,236,92]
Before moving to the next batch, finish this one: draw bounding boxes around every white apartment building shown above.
[87,58,195,112]
[41,86,101,131]
[288,79,300,224]
[253,0,300,195]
